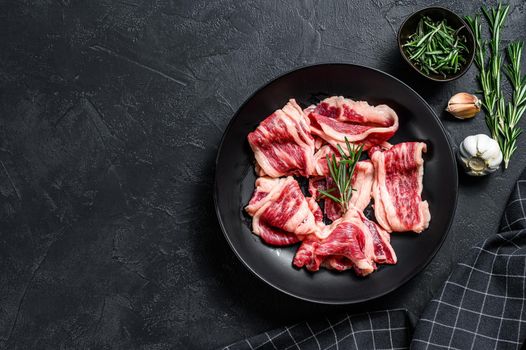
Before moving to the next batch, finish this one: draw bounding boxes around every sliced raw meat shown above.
[246,177,319,246]
[293,208,396,275]
[248,99,315,177]
[306,197,324,224]
[293,235,322,271]
[256,225,299,246]
[312,145,339,177]
[245,177,285,216]
[314,209,376,275]
[294,245,354,272]
[349,161,374,212]
[245,96,431,277]
[307,96,398,150]
[322,177,343,221]
[358,210,397,264]
[293,209,373,275]
[323,256,354,271]
[370,142,430,233]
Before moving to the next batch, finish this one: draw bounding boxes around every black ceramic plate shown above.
[214,64,458,304]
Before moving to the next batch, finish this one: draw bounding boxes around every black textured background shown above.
[1,0,525,349]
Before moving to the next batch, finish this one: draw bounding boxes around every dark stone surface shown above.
[0,0,525,348]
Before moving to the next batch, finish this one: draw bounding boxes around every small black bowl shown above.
[398,7,475,82]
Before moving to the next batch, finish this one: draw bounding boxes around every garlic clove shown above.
[480,136,503,168]
[488,149,504,168]
[446,92,481,119]
[460,135,478,158]
[477,138,500,159]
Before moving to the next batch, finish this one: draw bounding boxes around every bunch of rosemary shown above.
[466,4,526,168]
[318,139,363,212]
[402,16,468,77]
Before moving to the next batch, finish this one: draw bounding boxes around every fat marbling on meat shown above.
[308,160,375,221]
[293,207,397,276]
[370,142,431,233]
[246,176,322,246]
[247,99,315,177]
[306,96,398,151]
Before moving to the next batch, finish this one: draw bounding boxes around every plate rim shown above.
[213,62,459,304]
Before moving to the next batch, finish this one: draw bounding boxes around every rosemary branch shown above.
[465,3,526,168]
[466,5,508,142]
[318,139,363,213]
[503,42,526,167]
[464,15,496,134]
[483,4,508,143]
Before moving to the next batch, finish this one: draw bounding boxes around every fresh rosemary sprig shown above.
[466,4,526,168]
[502,42,526,167]
[317,139,363,213]
[402,16,468,77]
[483,4,508,142]
[465,14,499,140]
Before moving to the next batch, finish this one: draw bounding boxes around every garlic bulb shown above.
[446,93,481,119]
[458,134,502,176]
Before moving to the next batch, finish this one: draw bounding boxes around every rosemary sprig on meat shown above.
[318,138,363,212]
[466,4,526,168]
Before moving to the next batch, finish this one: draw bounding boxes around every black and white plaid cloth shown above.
[222,170,526,350]
[222,310,414,350]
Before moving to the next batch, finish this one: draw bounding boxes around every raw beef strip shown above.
[306,197,324,224]
[293,208,397,276]
[246,177,319,246]
[349,161,374,212]
[321,177,343,221]
[311,145,338,177]
[317,210,376,275]
[322,256,354,271]
[306,96,398,150]
[292,235,322,271]
[308,161,375,221]
[358,210,397,264]
[293,240,355,272]
[248,99,315,177]
[293,210,376,276]
[370,142,430,233]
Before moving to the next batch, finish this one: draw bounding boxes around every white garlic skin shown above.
[446,93,481,119]
[458,134,503,176]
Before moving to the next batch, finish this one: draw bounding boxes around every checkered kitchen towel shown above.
[222,170,526,350]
